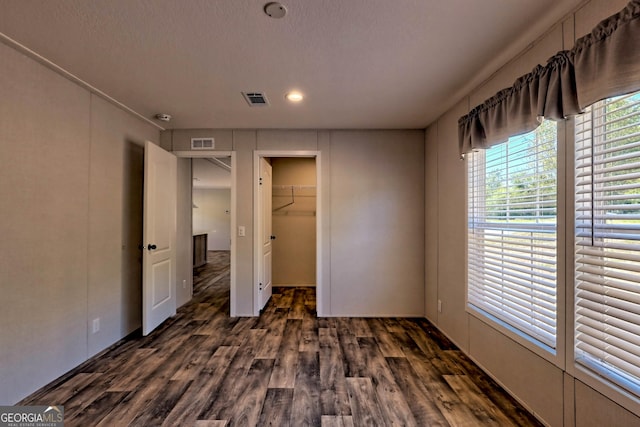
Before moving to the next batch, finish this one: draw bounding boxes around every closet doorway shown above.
[254,151,322,315]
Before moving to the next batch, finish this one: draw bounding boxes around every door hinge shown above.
[259,282,263,290]
[259,177,263,185]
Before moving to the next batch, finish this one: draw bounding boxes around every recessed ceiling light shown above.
[286,91,304,102]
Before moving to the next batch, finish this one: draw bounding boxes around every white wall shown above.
[168,129,425,317]
[193,188,231,250]
[425,0,639,425]
[0,41,160,404]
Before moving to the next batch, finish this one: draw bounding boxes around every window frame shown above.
[465,121,566,367]
[568,92,640,412]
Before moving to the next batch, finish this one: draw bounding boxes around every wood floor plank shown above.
[443,349,543,426]
[290,351,322,426]
[197,329,267,420]
[268,319,302,388]
[277,288,294,309]
[215,358,274,426]
[299,315,320,352]
[321,415,355,427]
[350,318,373,338]
[96,334,212,426]
[50,370,128,421]
[255,311,287,360]
[382,317,406,334]
[161,346,239,427]
[318,317,336,329]
[386,356,449,426]
[107,349,163,392]
[66,391,130,426]
[319,328,351,417]
[397,318,444,357]
[20,372,102,408]
[391,329,484,426]
[288,288,308,319]
[401,319,465,375]
[335,318,366,378]
[129,380,192,427]
[192,302,216,321]
[366,318,405,357]
[194,313,237,337]
[257,388,294,427]
[357,336,418,426]
[170,333,223,381]
[444,374,516,426]
[194,420,228,427]
[345,377,385,427]
[221,316,259,346]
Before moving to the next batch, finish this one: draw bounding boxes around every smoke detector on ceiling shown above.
[264,2,287,19]
[155,113,172,122]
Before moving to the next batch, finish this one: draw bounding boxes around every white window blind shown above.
[468,121,558,349]
[575,91,640,395]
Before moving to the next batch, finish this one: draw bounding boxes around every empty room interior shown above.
[2,0,640,426]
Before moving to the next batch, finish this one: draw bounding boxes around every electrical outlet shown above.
[438,300,442,313]
[238,226,246,237]
[92,318,100,333]
[182,279,187,289]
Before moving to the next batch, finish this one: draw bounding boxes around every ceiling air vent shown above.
[242,92,269,107]
[191,137,215,150]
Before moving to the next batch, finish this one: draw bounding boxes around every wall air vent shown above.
[191,137,215,150]
[242,92,269,107]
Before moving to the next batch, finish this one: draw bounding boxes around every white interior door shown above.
[143,141,177,335]
[258,157,273,310]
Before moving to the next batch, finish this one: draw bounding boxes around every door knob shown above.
[148,244,157,250]
[270,235,276,240]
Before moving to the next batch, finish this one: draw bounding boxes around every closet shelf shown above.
[272,184,316,214]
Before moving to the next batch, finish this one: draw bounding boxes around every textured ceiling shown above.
[0,0,584,130]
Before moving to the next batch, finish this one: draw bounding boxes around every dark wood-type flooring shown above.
[21,250,542,426]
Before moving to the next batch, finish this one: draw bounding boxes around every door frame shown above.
[174,150,237,317]
[253,150,323,316]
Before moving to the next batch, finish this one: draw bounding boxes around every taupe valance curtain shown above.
[458,0,640,156]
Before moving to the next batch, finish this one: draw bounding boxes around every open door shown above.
[257,157,273,311]
[142,141,177,335]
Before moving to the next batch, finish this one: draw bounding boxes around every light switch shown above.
[238,226,246,237]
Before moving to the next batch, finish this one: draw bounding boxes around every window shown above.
[467,120,558,349]
[574,91,640,395]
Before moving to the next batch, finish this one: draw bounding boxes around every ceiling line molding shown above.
[0,31,165,131]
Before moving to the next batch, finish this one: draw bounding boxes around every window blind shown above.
[468,121,558,348]
[575,91,640,394]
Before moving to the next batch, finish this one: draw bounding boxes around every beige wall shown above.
[425,0,639,425]
[193,188,232,251]
[271,158,316,286]
[166,129,426,317]
[0,41,160,404]
[330,131,425,316]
